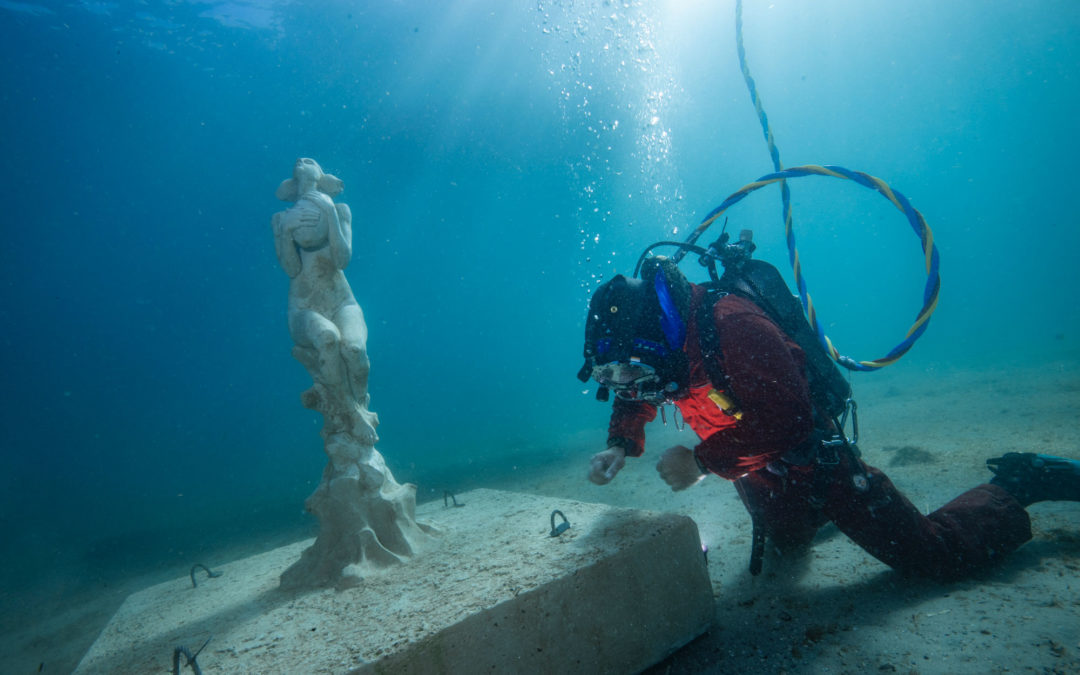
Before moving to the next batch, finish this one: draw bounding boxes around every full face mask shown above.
[591,353,668,403]
[577,264,688,404]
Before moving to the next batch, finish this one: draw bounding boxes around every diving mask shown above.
[591,360,676,403]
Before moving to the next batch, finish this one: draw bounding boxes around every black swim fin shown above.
[987,452,1080,507]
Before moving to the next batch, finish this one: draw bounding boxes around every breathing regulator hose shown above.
[677,165,940,371]
[672,0,941,372]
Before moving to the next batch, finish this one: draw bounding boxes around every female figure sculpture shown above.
[272,158,434,589]
[273,157,371,425]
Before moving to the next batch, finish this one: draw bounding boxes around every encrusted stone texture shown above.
[271,158,435,590]
[74,490,714,675]
[354,494,714,675]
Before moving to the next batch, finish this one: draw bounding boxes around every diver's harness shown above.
[642,228,870,575]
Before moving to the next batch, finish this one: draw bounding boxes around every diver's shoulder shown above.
[713,292,767,318]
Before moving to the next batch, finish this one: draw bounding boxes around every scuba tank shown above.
[716,254,851,421]
[630,228,852,422]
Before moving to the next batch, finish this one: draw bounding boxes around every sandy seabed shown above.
[3,360,1078,674]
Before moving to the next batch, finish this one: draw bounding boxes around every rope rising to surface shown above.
[692,0,942,371]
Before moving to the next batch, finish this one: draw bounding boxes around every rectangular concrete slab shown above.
[75,489,714,674]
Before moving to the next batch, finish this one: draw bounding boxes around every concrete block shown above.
[75,489,713,674]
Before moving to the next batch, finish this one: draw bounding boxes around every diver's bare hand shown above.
[656,445,706,491]
[588,447,626,485]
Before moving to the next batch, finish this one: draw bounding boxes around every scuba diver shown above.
[577,234,1080,579]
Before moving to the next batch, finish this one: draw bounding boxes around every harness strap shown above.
[733,476,767,576]
[695,286,735,401]
[808,434,869,508]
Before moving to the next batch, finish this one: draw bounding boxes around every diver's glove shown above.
[588,447,626,485]
[987,452,1080,507]
[656,445,707,491]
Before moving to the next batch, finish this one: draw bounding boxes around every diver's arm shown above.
[607,397,657,457]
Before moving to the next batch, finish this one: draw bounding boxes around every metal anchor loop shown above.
[549,509,571,537]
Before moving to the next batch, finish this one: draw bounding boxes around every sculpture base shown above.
[73,489,713,674]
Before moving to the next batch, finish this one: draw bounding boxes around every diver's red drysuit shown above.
[607,285,1031,579]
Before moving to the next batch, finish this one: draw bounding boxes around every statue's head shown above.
[276,157,344,202]
[293,157,323,182]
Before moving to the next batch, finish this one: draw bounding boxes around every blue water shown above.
[1,0,1078,660]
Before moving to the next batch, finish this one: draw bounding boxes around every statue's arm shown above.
[272,211,302,278]
[329,202,353,270]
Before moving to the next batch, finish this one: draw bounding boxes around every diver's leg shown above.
[823,454,1031,580]
[736,468,827,560]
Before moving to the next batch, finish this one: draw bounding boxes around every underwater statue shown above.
[272,158,435,589]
